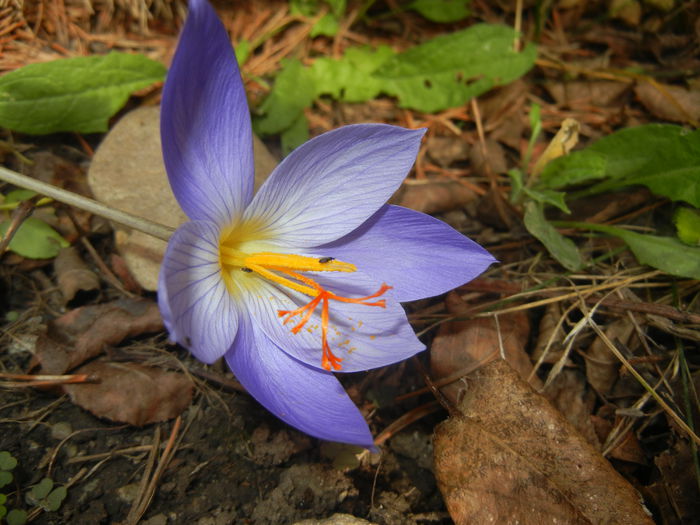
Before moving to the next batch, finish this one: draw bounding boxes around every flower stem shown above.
[0,165,174,241]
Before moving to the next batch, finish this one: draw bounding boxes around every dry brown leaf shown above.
[63,360,193,425]
[532,302,567,365]
[431,292,536,405]
[543,370,601,449]
[434,360,654,525]
[643,440,700,522]
[34,298,163,374]
[635,82,700,124]
[53,246,100,304]
[468,137,508,176]
[583,318,634,395]
[546,81,630,108]
[390,180,477,214]
[425,135,470,168]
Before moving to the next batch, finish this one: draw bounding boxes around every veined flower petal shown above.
[245,271,425,373]
[317,205,497,302]
[245,124,425,247]
[226,314,375,448]
[161,0,254,226]
[159,220,238,364]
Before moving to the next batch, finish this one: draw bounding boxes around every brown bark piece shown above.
[34,298,163,374]
[63,360,193,426]
[433,360,654,525]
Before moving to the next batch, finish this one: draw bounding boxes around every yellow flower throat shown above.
[219,235,390,371]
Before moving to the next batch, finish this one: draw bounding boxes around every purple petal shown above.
[159,220,238,364]
[244,270,425,373]
[226,314,375,447]
[317,205,496,302]
[245,124,425,247]
[161,0,253,226]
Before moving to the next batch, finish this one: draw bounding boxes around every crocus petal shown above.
[226,314,375,448]
[161,0,254,226]
[245,124,425,247]
[159,220,238,364]
[317,204,497,302]
[244,271,425,373]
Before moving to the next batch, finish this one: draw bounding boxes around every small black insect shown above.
[241,267,253,273]
[184,336,192,347]
[318,257,335,264]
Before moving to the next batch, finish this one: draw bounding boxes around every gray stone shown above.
[87,106,278,290]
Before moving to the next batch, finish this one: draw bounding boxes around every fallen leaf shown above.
[468,137,508,176]
[532,303,567,365]
[543,370,601,449]
[53,246,100,305]
[34,298,163,374]
[433,360,654,525]
[643,440,700,522]
[635,82,700,124]
[546,81,630,108]
[426,134,470,167]
[63,360,193,425]
[583,318,634,395]
[430,291,536,405]
[390,180,477,214]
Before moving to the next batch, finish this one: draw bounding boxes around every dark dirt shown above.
[0,332,450,524]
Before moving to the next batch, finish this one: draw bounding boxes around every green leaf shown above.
[254,59,315,136]
[373,24,536,112]
[0,52,166,135]
[507,168,524,202]
[0,217,69,259]
[311,45,395,102]
[6,509,28,525]
[409,0,471,22]
[0,451,17,471]
[234,40,251,66]
[674,207,700,246]
[0,502,6,520]
[281,113,309,154]
[311,13,340,37]
[324,0,346,17]
[29,478,53,502]
[569,125,700,207]
[4,189,37,204]
[0,471,12,488]
[538,150,608,189]
[45,487,67,512]
[523,187,570,213]
[579,223,700,280]
[523,201,583,271]
[290,0,319,16]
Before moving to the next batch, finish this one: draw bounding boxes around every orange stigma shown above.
[218,245,391,371]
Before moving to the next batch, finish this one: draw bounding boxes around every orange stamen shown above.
[218,242,392,371]
[273,268,391,371]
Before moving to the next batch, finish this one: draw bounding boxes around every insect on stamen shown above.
[318,257,335,264]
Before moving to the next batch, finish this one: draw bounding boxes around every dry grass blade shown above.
[583,303,700,447]
[124,416,182,525]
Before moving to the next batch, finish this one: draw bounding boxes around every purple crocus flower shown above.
[158,0,495,448]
